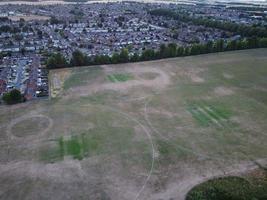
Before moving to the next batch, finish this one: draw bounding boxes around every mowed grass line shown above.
[203,106,221,121]
[56,134,102,160]
[188,107,211,126]
[40,123,152,163]
[107,74,117,83]
[187,103,232,128]
[197,107,223,128]
[107,73,133,82]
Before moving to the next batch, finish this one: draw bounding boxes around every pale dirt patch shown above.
[223,73,234,79]
[8,15,50,21]
[0,160,86,183]
[80,122,95,131]
[49,69,70,98]
[145,107,176,119]
[137,72,159,80]
[231,116,264,136]
[214,86,234,96]
[254,158,267,169]
[253,86,267,92]
[178,68,205,83]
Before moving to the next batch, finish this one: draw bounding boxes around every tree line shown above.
[149,9,267,38]
[46,37,267,69]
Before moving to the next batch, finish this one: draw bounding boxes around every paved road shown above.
[14,59,26,90]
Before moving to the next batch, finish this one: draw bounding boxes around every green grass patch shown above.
[64,67,101,90]
[41,125,139,162]
[107,73,133,82]
[187,102,232,127]
[107,74,117,82]
[187,106,211,126]
[186,174,267,200]
[56,133,103,160]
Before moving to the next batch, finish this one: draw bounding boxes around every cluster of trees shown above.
[0,17,9,22]
[227,6,267,12]
[50,16,62,25]
[46,37,267,69]
[69,9,84,17]
[149,9,267,38]
[46,48,131,69]
[2,89,24,105]
[0,25,20,33]
[0,23,33,34]
[46,53,69,69]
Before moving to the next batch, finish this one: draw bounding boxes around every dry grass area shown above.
[8,15,50,21]
[49,68,70,98]
[0,49,267,200]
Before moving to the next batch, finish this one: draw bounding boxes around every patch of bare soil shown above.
[214,86,234,96]
[231,116,264,136]
[253,86,267,92]
[137,72,159,80]
[8,15,50,21]
[145,107,176,118]
[178,68,205,83]
[223,73,234,79]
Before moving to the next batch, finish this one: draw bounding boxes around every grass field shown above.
[107,73,133,82]
[0,49,267,200]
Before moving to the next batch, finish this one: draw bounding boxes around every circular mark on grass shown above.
[138,72,159,80]
[7,115,53,140]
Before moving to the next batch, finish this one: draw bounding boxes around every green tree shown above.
[94,55,110,65]
[119,48,129,63]
[259,38,267,48]
[159,44,168,58]
[167,43,177,57]
[214,39,224,52]
[111,52,120,64]
[140,49,156,61]
[2,89,23,105]
[130,53,140,62]
[46,53,68,69]
[70,50,89,66]
[176,46,184,56]
[205,41,214,53]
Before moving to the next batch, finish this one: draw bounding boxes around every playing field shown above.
[0,49,267,200]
